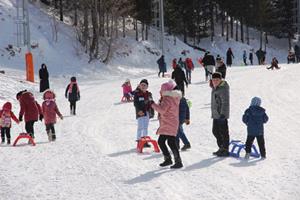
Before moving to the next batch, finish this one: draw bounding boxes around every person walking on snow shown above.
[243,50,247,65]
[176,95,191,151]
[185,57,194,84]
[157,55,166,78]
[215,55,227,79]
[151,80,183,168]
[171,65,188,96]
[211,72,230,157]
[249,49,254,65]
[42,90,63,141]
[0,102,19,145]
[65,76,80,115]
[226,48,234,67]
[39,63,50,93]
[202,51,216,81]
[17,90,42,140]
[133,79,153,147]
[242,97,269,159]
[122,79,133,101]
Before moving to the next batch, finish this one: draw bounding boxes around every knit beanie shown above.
[140,79,149,86]
[161,80,176,92]
[212,72,222,79]
[250,97,261,106]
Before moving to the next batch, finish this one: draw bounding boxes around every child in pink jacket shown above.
[122,79,133,101]
[151,80,183,169]
[0,102,19,145]
[42,90,63,141]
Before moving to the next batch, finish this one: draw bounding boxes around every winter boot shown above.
[170,157,183,169]
[159,156,173,167]
[1,138,5,144]
[244,153,250,160]
[7,139,10,145]
[181,143,191,151]
[47,131,52,142]
[212,148,222,156]
[216,148,229,157]
[51,133,56,141]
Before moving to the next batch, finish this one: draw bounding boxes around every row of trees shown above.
[39,0,297,62]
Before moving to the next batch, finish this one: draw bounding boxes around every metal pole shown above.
[24,0,31,52]
[159,0,164,55]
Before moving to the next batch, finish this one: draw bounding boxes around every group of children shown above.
[0,76,80,145]
[122,76,269,168]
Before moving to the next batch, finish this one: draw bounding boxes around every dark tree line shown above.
[40,0,297,62]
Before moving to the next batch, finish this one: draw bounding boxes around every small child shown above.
[133,79,153,146]
[242,97,269,159]
[0,102,19,144]
[122,79,133,101]
[151,80,183,169]
[65,76,80,115]
[42,90,63,141]
[176,96,191,151]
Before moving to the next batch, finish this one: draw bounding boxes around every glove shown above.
[60,116,63,120]
[39,114,44,121]
[185,119,190,125]
[19,115,23,122]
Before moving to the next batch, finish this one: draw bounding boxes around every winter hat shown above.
[41,63,47,69]
[212,72,222,79]
[43,89,56,100]
[140,79,149,86]
[2,102,12,111]
[71,76,76,82]
[160,80,176,92]
[216,54,221,61]
[250,97,261,106]
[125,78,130,83]
[16,90,27,100]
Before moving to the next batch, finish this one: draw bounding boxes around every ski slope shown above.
[0,63,299,200]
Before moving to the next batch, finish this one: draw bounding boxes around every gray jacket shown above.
[211,81,230,119]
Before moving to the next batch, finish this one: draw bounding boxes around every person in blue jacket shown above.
[176,95,191,151]
[242,97,269,159]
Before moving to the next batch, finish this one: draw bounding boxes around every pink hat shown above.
[161,80,176,92]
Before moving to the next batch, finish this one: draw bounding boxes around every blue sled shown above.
[229,140,260,158]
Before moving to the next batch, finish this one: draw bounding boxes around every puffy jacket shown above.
[19,92,41,122]
[133,88,153,119]
[179,97,190,124]
[42,100,62,125]
[152,90,182,136]
[242,106,269,136]
[211,81,230,119]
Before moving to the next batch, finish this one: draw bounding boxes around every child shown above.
[133,79,153,146]
[267,57,280,70]
[151,80,183,168]
[176,96,191,151]
[65,76,80,115]
[42,90,63,141]
[122,79,133,101]
[0,102,19,144]
[242,97,269,159]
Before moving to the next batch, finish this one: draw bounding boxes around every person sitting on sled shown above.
[122,79,133,101]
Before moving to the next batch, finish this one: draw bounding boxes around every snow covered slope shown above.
[0,63,300,200]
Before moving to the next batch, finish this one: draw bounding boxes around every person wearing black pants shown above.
[1,128,11,144]
[65,77,80,115]
[46,124,56,141]
[212,119,229,152]
[25,121,36,139]
[158,135,180,164]
[245,135,265,158]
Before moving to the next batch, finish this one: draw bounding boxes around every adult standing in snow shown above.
[294,44,300,63]
[171,65,188,96]
[157,55,166,78]
[243,50,247,65]
[65,77,80,115]
[256,48,264,65]
[17,90,43,140]
[210,72,230,157]
[226,48,234,67]
[249,49,254,65]
[202,51,215,81]
[39,63,50,93]
[185,57,194,84]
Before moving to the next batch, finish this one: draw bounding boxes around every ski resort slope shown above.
[0,63,299,200]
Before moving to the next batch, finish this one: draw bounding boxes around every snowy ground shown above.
[0,63,300,200]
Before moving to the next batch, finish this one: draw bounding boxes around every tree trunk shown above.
[230,16,233,38]
[83,5,89,53]
[54,0,58,9]
[122,16,126,38]
[226,13,229,41]
[260,30,263,49]
[74,2,78,26]
[59,0,63,21]
[135,19,138,41]
[210,2,214,42]
[240,17,244,43]
[142,22,145,41]
[235,20,238,41]
[89,0,98,61]
[246,24,249,45]
[221,10,224,37]
[145,24,149,40]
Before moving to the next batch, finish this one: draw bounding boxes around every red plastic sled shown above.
[137,136,160,153]
[13,133,36,146]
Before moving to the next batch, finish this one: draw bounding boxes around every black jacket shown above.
[171,67,188,86]
[202,54,216,66]
[65,83,80,102]
[133,88,153,119]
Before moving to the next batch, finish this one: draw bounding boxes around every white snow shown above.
[0,1,299,200]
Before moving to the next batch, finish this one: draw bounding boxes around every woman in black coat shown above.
[39,63,50,92]
[226,48,234,67]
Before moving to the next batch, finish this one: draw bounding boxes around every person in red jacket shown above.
[42,90,63,141]
[0,102,19,144]
[16,90,42,140]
